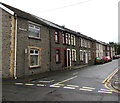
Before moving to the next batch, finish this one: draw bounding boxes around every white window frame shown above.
[28,46,41,68]
[72,49,76,61]
[62,33,65,44]
[73,36,76,46]
[55,49,60,63]
[80,50,83,61]
[68,33,71,45]
[55,31,59,43]
[28,23,40,39]
[66,33,68,44]
[88,51,91,60]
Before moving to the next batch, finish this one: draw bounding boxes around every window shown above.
[62,33,66,44]
[55,49,60,63]
[88,41,90,48]
[55,31,59,43]
[71,35,74,45]
[79,38,81,46]
[80,50,83,61]
[68,34,71,45]
[85,40,87,48]
[66,33,70,45]
[72,49,76,61]
[71,35,76,46]
[66,34,68,44]
[28,23,40,38]
[88,51,91,60]
[28,47,41,68]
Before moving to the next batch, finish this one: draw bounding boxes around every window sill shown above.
[56,62,61,64]
[72,60,77,62]
[55,42,60,44]
[28,36,41,40]
[29,65,41,69]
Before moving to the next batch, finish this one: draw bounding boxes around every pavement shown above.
[2,64,88,83]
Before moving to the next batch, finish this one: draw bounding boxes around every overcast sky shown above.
[0,0,119,43]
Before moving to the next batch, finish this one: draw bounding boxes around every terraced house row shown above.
[0,3,115,78]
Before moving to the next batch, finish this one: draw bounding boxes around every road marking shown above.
[100,89,112,91]
[98,88,113,94]
[102,68,118,84]
[73,72,78,75]
[25,83,34,86]
[49,85,60,88]
[38,80,55,83]
[82,86,95,90]
[52,76,78,85]
[103,68,120,93]
[98,91,112,94]
[63,86,75,89]
[36,84,46,87]
[15,83,23,85]
[79,88,93,91]
[67,85,79,87]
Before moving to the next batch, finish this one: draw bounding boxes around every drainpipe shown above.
[14,14,17,79]
[49,26,51,71]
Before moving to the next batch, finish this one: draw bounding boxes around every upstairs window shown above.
[55,31,59,43]
[66,33,70,45]
[71,35,76,46]
[62,33,66,44]
[72,49,76,61]
[66,33,68,44]
[28,23,40,38]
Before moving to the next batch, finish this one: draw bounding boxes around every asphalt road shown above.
[2,59,119,102]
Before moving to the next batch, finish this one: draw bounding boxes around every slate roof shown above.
[0,2,95,41]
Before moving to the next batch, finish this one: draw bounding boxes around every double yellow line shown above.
[102,68,119,84]
[102,68,120,93]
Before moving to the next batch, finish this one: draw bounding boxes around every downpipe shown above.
[14,14,17,79]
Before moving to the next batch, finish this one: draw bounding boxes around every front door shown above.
[64,50,67,67]
[67,49,71,67]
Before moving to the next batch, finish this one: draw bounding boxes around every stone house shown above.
[1,3,51,78]
[0,3,115,78]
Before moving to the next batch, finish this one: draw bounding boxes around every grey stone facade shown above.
[16,18,50,77]
[2,9,12,78]
[1,3,115,78]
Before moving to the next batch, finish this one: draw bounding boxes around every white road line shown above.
[82,86,95,90]
[52,76,78,85]
[100,89,112,91]
[67,85,79,87]
[38,80,55,83]
[15,83,23,85]
[36,84,46,87]
[79,88,93,91]
[73,72,78,75]
[98,91,112,94]
[63,86,75,89]
[25,83,34,86]
[49,85,60,88]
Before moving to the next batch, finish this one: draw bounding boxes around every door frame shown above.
[67,48,71,67]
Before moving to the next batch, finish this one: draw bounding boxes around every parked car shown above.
[113,55,119,59]
[94,57,104,64]
[102,56,112,62]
